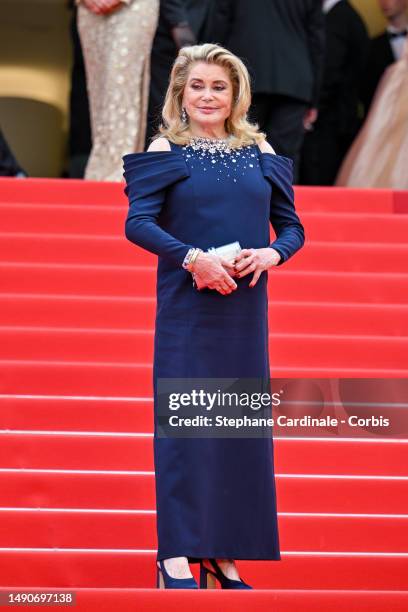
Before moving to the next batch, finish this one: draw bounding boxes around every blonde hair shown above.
[157,43,265,148]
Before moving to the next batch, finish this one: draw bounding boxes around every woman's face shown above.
[182,62,233,130]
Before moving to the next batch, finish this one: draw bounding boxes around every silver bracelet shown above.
[182,247,202,271]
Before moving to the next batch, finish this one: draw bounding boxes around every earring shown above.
[181,107,188,123]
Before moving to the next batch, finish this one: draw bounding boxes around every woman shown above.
[123,43,305,589]
[336,39,408,189]
[76,0,159,181]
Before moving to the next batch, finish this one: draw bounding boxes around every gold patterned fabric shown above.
[77,0,159,181]
[336,40,408,189]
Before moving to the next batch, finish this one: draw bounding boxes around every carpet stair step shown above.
[2,263,407,303]
[284,242,408,273]
[2,204,408,244]
[0,510,407,552]
[0,203,126,235]
[0,551,406,589]
[1,177,403,213]
[2,233,408,273]
[0,392,406,443]
[1,469,406,514]
[1,327,407,370]
[1,294,407,336]
[2,360,407,397]
[301,212,408,243]
[0,435,406,475]
[0,396,155,433]
[0,389,406,434]
[2,587,408,612]
[0,178,124,206]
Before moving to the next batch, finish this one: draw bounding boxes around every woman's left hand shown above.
[233,248,281,287]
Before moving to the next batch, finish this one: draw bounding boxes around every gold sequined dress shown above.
[336,39,408,188]
[77,0,159,181]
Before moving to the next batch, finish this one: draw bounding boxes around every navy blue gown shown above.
[123,138,304,563]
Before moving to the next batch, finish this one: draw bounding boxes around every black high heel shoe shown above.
[156,559,198,589]
[199,558,253,589]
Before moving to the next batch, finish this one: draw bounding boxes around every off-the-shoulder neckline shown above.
[123,149,292,164]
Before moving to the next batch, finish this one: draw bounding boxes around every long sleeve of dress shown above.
[260,153,305,266]
[122,152,195,267]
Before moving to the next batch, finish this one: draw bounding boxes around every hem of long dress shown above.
[156,552,281,563]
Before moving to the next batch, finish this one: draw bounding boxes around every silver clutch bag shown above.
[193,241,242,290]
[207,241,242,262]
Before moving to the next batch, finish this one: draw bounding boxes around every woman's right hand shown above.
[192,252,237,295]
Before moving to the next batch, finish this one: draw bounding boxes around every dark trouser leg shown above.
[0,128,26,177]
[68,7,91,178]
[146,55,175,148]
[251,94,308,183]
[299,115,356,186]
[250,93,272,134]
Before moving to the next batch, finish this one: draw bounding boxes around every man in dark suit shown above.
[300,0,369,185]
[146,0,221,144]
[362,0,408,112]
[213,0,325,181]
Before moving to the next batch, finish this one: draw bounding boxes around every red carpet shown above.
[0,178,407,610]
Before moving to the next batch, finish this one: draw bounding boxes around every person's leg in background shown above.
[0,128,27,177]
[77,0,159,181]
[250,93,273,137]
[300,118,343,186]
[67,4,91,179]
[251,93,308,183]
[145,56,173,148]
[300,110,359,186]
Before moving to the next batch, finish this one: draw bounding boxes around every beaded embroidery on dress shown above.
[180,137,261,182]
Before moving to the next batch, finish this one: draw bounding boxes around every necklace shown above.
[187,135,233,154]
